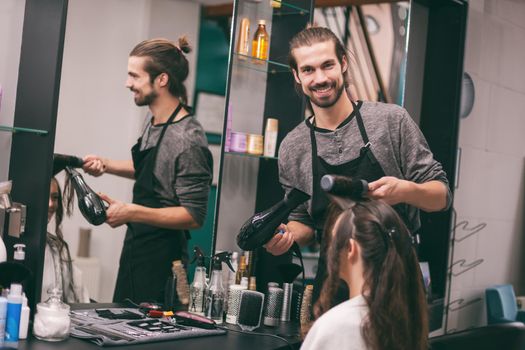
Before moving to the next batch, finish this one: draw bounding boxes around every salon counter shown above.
[16,303,302,350]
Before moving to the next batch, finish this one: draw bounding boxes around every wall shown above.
[54,0,200,302]
[0,0,25,181]
[446,0,525,332]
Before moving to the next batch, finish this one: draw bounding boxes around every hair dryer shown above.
[65,166,107,226]
[236,188,310,253]
[53,153,84,175]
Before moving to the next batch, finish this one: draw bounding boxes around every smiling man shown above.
[264,27,451,305]
[82,38,213,303]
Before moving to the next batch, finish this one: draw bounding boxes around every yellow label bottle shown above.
[251,20,269,62]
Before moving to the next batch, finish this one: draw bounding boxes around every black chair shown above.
[429,322,525,350]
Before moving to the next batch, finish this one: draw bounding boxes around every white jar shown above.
[33,289,70,341]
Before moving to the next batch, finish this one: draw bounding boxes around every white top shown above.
[301,294,369,350]
[41,237,90,303]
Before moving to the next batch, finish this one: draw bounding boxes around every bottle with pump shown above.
[13,244,25,262]
[204,252,234,324]
[252,20,269,62]
[189,247,207,315]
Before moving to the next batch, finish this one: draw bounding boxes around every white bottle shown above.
[18,294,29,339]
[4,283,23,347]
[263,118,278,158]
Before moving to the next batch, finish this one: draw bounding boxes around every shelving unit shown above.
[213,0,313,291]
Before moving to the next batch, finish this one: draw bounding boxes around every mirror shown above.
[51,0,229,302]
[213,0,453,335]
[0,0,26,181]
[215,0,413,275]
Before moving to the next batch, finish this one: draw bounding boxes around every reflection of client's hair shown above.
[316,197,428,350]
[49,177,79,302]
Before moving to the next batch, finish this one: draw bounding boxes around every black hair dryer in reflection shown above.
[236,188,310,255]
[65,166,107,226]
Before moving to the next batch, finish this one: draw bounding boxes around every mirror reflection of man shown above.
[83,37,213,303]
[265,27,451,304]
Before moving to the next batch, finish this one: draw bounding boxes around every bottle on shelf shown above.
[264,118,279,158]
[252,20,270,62]
[236,18,250,57]
[270,0,282,8]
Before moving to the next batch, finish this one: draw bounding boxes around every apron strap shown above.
[352,100,369,146]
[151,102,184,166]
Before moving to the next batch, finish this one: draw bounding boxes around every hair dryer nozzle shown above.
[53,153,84,175]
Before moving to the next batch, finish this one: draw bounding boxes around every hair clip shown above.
[387,228,396,241]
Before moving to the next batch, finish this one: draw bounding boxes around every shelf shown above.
[270,0,310,15]
[233,53,290,74]
[0,125,48,136]
[225,150,278,160]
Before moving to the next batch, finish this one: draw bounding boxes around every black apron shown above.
[113,104,189,303]
[309,101,407,306]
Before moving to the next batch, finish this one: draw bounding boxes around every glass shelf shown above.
[233,53,291,74]
[271,0,310,15]
[0,125,48,136]
[225,150,278,160]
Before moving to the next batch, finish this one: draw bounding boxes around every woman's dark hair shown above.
[130,37,192,105]
[49,177,79,303]
[315,197,428,350]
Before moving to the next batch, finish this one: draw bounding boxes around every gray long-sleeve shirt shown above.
[139,115,213,226]
[278,101,451,233]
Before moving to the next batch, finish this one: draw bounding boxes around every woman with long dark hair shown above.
[42,177,89,303]
[301,197,428,350]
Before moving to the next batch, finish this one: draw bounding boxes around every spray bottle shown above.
[189,247,207,315]
[204,251,234,324]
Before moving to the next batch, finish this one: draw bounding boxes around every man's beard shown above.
[308,81,345,109]
[134,89,158,106]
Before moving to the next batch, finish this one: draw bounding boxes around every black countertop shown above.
[14,303,302,350]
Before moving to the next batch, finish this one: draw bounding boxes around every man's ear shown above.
[157,72,169,87]
[342,55,348,74]
[292,69,301,85]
